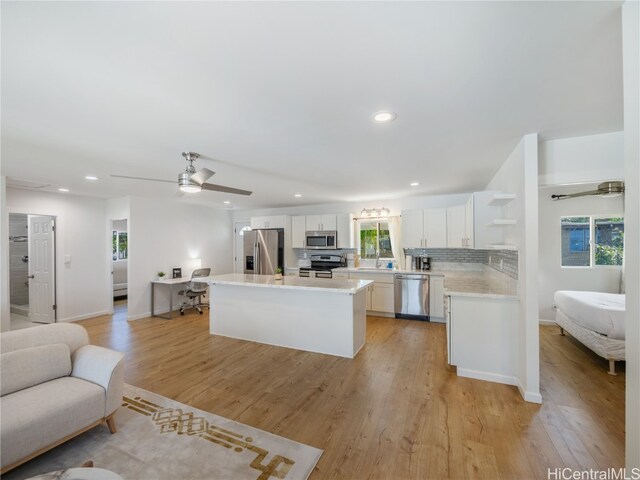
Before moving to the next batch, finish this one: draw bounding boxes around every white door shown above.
[28,215,56,323]
[234,222,251,273]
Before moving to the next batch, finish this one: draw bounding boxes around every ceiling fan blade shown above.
[201,182,253,196]
[189,168,215,185]
[551,189,599,200]
[111,174,175,184]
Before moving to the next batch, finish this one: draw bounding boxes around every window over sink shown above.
[358,221,393,260]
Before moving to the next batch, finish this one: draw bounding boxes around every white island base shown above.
[208,274,371,358]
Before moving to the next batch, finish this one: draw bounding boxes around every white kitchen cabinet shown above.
[250,215,287,230]
[423,209,447,248]
[333,271,349,279]
[401,208,447,248]
[446,205,467,248]
[372,283,394,313]
[447,294,518,385]
[291,216,306,248]
[401,209,424,248]
[349,272,394,315]
[465,195,475,248]
[429,275,445,322]
[336,213,354,248]
[306,215,337,231]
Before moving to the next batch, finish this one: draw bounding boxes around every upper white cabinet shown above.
[306,215,337,231]
[336,214,354,249]
[291,216,306,248]
[446,205,469,248]
[401,208,447,248]
[250,215,287,230]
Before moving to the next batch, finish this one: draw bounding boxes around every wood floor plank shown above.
[74,309,625,479]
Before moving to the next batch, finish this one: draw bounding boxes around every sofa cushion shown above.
[0,376,106,469]
[0,323,89,355]
[1,343,72,396]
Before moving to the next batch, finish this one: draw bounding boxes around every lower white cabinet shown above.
[349,272,394,314]
[372,283,394,313]
[429,275,445,322]
[446,294,518,385]
[333,272,349,279]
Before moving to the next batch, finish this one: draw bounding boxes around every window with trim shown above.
[561,216,624,267]
[358,221,393,259]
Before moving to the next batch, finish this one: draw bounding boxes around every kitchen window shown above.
[358,221,393,259]
[561,216,624,267]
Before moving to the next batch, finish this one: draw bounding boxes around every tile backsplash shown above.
[406,248,518,279]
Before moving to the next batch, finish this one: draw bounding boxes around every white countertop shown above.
[333,266,517,299]
[207,273,373,294]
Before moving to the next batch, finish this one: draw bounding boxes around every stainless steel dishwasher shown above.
[394,273,430,320]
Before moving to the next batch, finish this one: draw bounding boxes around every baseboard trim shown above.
[517,379,543,404]
[539,319,557,326]
[57,310,111,323]
[127,311,152,321]
[456,368,518,386]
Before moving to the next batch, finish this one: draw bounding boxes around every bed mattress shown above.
[554,290,625,340]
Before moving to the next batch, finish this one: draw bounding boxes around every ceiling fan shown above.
[551,181,624,201]
[111,152,252,196]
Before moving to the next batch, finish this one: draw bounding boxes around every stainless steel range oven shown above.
[299,254,345,279]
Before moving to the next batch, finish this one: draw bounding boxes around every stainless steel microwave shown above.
[305,231,338,250]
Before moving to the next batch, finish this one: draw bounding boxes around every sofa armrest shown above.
[71,345,125,417]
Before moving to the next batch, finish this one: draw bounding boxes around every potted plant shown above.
[274,267,283,280]
[157,271,166,280]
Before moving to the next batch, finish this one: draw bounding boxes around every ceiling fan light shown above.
[180,184,202,193]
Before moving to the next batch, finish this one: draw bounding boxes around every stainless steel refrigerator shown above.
[243,229,284,275]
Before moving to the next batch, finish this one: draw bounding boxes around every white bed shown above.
[554,290,625,375]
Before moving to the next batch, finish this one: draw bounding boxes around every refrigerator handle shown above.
[255,242,260,274]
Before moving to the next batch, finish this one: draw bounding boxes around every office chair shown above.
[179,268,211,315]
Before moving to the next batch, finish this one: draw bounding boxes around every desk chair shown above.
[179,268,211,315]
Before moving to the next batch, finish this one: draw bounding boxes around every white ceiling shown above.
[1,1,623,210]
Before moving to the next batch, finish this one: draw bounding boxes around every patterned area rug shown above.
[5,384,323,480]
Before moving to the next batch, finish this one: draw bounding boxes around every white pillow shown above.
[1,343,71,396]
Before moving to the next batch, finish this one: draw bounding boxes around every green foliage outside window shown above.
[359,221,393,259]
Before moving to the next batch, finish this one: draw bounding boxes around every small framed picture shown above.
[172,268,182,279]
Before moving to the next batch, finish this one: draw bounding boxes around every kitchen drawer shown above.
[333,272,349,279]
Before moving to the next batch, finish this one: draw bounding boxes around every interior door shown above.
[28,215,56,323]
[235,222,251,273]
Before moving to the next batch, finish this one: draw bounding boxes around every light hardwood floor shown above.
[77,311,625,479]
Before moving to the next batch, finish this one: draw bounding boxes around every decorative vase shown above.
[274,273,283,280]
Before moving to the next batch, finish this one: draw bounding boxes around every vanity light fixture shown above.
[58,188,70,192]
[371,111,397,123]
[85,175,99,181]
[360,207,390,217]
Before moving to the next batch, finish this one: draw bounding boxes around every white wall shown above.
[485,134,541,403]
[539,131,624,186]
[0,176,10,331]
[5,188,111,322]
[127,196,233,320]
[623,0,639,470]
[538,184,624,321]
[231,193,471,223]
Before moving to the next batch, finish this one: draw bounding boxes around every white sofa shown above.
[0,323,125,474]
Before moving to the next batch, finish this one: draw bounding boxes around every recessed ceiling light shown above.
[294,194,302,198]
[372,111,397,123]
[410,182,420,187]
[58,188,69,192]
[223,201,231,204]
[85,175,99,181]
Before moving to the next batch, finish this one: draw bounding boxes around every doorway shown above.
[234,221,251,273]
[111,219,128,320]
[9,213,57,329]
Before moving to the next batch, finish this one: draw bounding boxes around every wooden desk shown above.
[151,277,190,319]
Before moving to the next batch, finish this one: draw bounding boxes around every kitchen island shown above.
[206,274,373,358]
